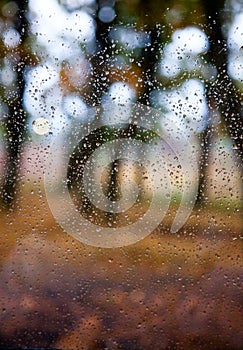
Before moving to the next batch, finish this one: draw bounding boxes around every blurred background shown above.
[0,0,242,348]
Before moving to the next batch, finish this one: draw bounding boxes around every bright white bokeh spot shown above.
[2,28,20,48]
[29,0,95,60]
[32,117,51,135]
[61,0,95,10]
[228,12,243,81]
[0,65,16,86]
[156,79,207,134]
[228,52,243,81]
[160,26,208,77]
[106,82,136,104]
[171,26,209,54]
[24,64,59,118]
[102,82,136,124]
[63,95,88,118]
[228,12,243,50]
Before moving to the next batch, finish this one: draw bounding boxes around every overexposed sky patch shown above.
[228,12,243,50]
[157,79,207,134]
[102,82,136,124]
[29,0,95,61]
[63,94,88,118]
[23,2,242,135]
[160,26,208,78]
[26,0,95,132]
[227,11,243,81]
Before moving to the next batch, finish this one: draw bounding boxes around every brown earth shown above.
[0,190,242,349]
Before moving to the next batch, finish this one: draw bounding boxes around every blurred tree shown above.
[86,0,116,106]
[66,0,121,221]
[196,0,243,204]
[205,0,242,161]
[0,0,242,212]
[0,0,29,207]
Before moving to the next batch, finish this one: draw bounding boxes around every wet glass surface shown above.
[0,0,242,348]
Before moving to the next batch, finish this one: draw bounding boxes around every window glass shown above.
[0,0,242,348]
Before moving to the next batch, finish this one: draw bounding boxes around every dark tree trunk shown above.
[87,1,125,209]
[196,109,214,206]
[106,25,162,210]
[67,0,119,221]
[1,0,29,208]
[196,0,242,205]
[139,27,161,105]
[87,1,115,106]
[206,0,242,160]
